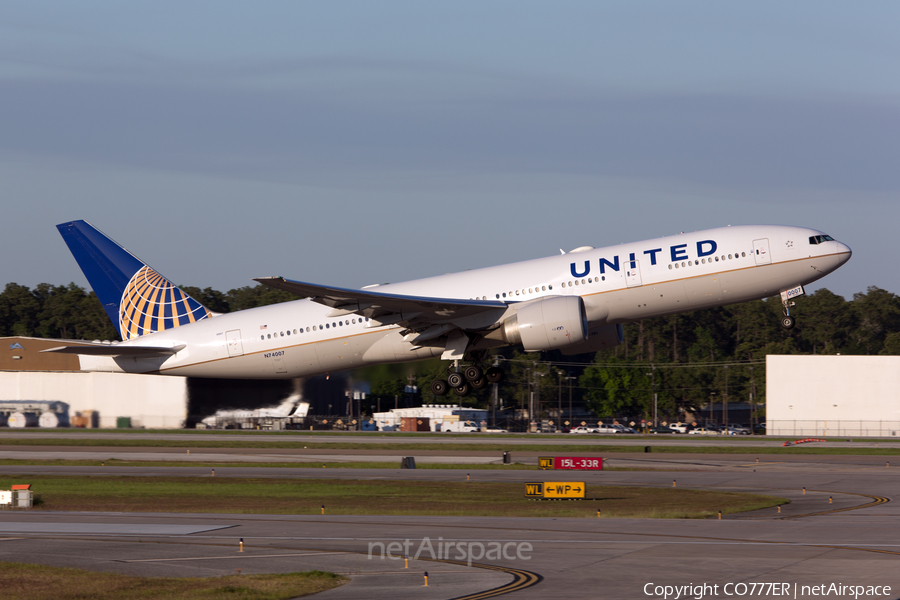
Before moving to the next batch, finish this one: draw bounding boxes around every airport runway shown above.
[3,429,900,449]
[2,441,900,598]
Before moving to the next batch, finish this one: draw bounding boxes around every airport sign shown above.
[543,482,585,499]
[525,482,585,499]
[524,482,544,498]
[539,456,603,470]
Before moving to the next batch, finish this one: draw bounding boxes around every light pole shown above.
[525,367,531,425]
[749,366,756,432]
[535,370,546,425]
[647,365,657,427]
[491,357,500,427]
[723,365,729,428]
[557,370,563,424]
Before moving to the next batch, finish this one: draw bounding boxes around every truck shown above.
[440,420,480,433]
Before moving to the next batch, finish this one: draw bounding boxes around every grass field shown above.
[4,428,900,442]
[2,436,899,455]
[0,458,545,469]
[0,475,787,518]
[0,563,346,600]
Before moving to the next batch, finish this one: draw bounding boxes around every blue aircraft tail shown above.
[57,220,213,340]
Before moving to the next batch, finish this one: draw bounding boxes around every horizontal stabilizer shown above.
[41,344,185,357]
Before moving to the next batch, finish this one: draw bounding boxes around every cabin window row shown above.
[668,252,747,270]
[260,317,371,340]
[492,285,554,300]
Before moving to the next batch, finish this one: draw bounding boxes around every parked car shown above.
[569,426,598,434]
[594,423,621,434]
[482,426,508,433]
[723,424,750,435]
[668,423,689,434]
[649,425,677,434]
[610,424,637,434]
[688,427,719,435]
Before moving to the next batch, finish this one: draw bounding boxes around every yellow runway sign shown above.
[525,482,544,498]
[525,482,585,499]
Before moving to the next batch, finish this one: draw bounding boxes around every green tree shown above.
[580,358,652,418]
[851,287,900,354]
[227,285,301,311]
[180,286,232,314]
[0,283,41,336]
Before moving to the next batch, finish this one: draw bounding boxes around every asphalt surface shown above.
[3,429,900,448]
[2,436,900,599]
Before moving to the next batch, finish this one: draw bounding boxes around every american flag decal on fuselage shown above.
[119,266,211,340]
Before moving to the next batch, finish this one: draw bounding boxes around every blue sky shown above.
[1,2,897,300]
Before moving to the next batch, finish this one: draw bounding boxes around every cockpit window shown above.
[809,235,835,245]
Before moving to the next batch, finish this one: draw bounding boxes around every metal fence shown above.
[768,420,900,438]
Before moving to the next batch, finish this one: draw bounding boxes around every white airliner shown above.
[46,221,851,396]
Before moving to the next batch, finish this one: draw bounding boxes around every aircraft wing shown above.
[254,276,508,328]
[41,344,185,356]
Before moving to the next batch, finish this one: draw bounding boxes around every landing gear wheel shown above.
[485,367,504,383]
[470,377,487,390]
[447,372,464,388]
[431,379,449,396]
[453,383,470,396]
[780,315,796,330]
[463,365,482,382]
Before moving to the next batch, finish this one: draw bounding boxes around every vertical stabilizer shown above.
[57,220,213,340]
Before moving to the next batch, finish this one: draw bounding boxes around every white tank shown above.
[39,412,61,428]
[8,412,39,428]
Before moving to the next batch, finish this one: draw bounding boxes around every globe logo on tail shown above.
[119,266,211,340]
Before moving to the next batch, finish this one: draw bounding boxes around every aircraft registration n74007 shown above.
[44,221,850,395]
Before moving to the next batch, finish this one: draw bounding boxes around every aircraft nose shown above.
[829,240,853,269]
[835,240,852,264]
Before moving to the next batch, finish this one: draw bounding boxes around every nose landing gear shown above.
[778,286,804,330]
[780,298,796,330]
[781,314,796,330]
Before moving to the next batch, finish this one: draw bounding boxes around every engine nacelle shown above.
[496,296,588,352]
[559,323,624,356]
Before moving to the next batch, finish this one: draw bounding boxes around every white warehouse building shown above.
[766,355,900,437]
[0,371,188,429]
[374,404,489,432]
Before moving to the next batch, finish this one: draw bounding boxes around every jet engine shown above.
[489,296,588,352]
[559,323,624,355]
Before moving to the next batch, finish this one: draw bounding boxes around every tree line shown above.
[3,281,898,421]
[0,282,299,341]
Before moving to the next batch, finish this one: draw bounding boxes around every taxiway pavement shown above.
[2,437,900,599]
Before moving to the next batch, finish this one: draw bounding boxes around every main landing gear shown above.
[431,360,504,396]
